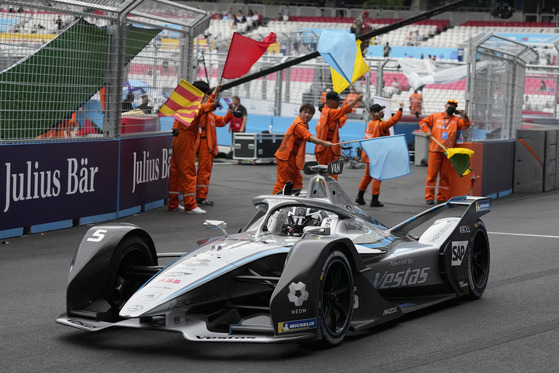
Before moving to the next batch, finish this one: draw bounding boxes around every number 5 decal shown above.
[87,229,108,242]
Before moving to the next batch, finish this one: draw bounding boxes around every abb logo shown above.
[158,278,181,284]
[451,241,468,266]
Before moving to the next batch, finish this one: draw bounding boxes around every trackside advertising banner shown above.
[0,141,119,230]
[119,135,172,210]
[0,134,173,232]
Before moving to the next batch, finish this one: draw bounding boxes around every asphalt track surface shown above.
[2,160,559,373]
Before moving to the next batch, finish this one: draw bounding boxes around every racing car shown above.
[57,162,490,346]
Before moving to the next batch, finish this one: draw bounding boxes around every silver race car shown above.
[57,162,490,346]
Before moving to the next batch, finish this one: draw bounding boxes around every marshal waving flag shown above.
[360,135,411,180]
[330,39,370,94]
[221,32,277,79]
[157,79,204,127]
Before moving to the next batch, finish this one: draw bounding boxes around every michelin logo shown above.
[278,318,317,333]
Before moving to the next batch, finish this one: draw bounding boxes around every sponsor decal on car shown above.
[343,221,366,232]
[287,281,309,307]
[278,318,317,333]
[196,335,257,340]
[158,278,181,284]
[458,281,468,288]
[373,267,430,289]
[139,292,162,302]
[431,224,452,242]
[168,291,219,309]
[68,319,98,329]
[476,200,490,212]
[451,241,468,266]
[383,307,398,315]
[166,271,192,277]
[127,304,144,312]
[389,258,413,267]
[459,225,470,234]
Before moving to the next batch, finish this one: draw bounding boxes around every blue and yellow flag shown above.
[330,39,370,93]
[317,30,357,83]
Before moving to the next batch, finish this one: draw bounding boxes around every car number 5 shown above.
[87,229,108,242]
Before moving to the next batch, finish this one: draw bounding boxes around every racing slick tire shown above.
[465,220,490,300]
[107,236,157,319]
[318,250,354,346]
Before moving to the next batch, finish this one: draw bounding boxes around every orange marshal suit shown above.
[314,104,351,179]
[196,110,232,200]
[168,96,216,211]
[420,111,471,202]
[273,117,312,194]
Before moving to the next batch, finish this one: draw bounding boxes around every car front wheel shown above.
[318,250,354,346]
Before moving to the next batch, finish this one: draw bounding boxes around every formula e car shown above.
[57,162,491,346]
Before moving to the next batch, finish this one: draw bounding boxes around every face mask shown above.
[446,107,456,116]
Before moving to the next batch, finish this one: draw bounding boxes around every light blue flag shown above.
[360,135,411,180]
[317,30,357,83]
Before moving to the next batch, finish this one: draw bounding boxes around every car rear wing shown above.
[389,196,491,237]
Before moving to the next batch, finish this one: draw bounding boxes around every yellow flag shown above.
[331,40,370,94]
[445,147,474,176]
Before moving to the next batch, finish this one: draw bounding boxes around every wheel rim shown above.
[321,259,352,337]
[471,231,489,288]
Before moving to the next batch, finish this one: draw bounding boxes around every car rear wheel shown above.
[466,220,490,300]
[318,250,354,346]
[107,236,157,318]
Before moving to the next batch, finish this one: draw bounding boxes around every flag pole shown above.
[428,135,448,152]
[349,82,372,117]
[335,139,366,146]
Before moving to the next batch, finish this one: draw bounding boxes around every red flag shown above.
[157,80,204,127]
[221,32,277,79]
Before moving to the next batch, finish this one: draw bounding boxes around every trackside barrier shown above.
[447,141,515,200]
[0,134,172,239]
[514,128,559,193]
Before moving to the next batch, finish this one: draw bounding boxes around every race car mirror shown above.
[303,161,320,175]
[327,161,343,175]
[204,220,228,237]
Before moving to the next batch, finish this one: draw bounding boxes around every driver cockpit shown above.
[267,206,325,236]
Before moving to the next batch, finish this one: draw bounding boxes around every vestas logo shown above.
[373,267,430,289]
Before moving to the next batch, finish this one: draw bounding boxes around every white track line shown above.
[488,232,559,239]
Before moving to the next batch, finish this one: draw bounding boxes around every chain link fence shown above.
[0,0,208,142]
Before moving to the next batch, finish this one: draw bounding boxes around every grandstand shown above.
[197,9,558,122]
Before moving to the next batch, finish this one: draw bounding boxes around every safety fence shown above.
[0,0,208,142]
[1,1,558,144]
